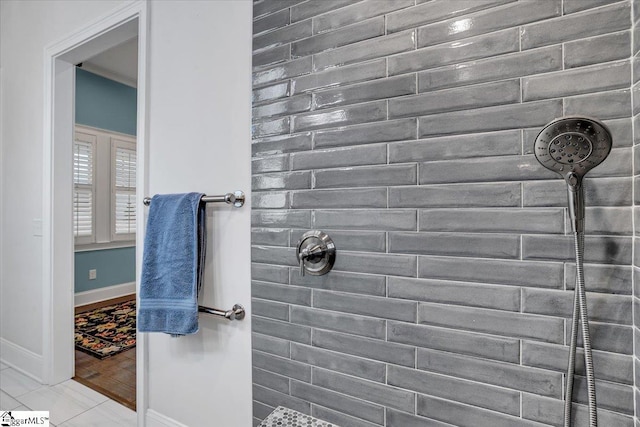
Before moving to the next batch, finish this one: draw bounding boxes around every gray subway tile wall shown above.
[387,321,521,364]
[387,364,521,416]
[573,322,634,355]
[389,27,521,75]
[251,1,637,426]
[522,340,634,385]
[634,1,640,426]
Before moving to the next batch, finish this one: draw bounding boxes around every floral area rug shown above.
[75,300,136,359]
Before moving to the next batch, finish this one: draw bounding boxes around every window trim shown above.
[73,124,136,248]
[74,241,135,252]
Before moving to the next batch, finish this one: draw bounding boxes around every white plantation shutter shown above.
[73,140,93,185]
[74,189,93,236]
[73,133,96,243]
[112,139,136,240]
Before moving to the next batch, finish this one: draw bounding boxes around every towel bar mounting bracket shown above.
[198,304,245,321]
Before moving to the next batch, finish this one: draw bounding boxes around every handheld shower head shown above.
[534,116,612,179]
[533,116,613,232]
[535,117,611,427]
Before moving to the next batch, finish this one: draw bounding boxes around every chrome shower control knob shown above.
[296,231,336,276]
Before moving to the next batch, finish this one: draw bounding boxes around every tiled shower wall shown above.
[634,0,640,424]
[251,1,637,426]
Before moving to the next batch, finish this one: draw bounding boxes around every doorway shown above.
[42,3,148,424]
[71,41,139,409]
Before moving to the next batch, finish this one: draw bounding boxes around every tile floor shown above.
[0,361,137,426]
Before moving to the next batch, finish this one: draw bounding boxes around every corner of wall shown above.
[632,1,640,424]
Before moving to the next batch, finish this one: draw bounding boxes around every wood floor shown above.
[73,295,136,411]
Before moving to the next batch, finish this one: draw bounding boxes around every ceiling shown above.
[81,37,138,87]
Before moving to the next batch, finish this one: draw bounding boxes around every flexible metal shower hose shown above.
[564,232,598,427]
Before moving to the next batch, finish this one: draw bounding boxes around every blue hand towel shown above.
[138,192,206,336]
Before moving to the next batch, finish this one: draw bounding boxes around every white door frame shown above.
[42,1,149,425]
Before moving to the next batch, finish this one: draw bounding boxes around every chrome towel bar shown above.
[143,191,245,208]
[199,304,245,321]
[142,191,246,322]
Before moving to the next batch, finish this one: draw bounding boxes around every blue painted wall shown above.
[75,247,136,292]
[76,68,137,136]
[75,68,137,294]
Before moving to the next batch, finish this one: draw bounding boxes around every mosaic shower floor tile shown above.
[259,406,338,427]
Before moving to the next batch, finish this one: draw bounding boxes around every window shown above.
[73,132,96,244]
[112,139,136,240]
[74,125,136,247]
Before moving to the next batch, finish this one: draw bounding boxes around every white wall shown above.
[145,2,252,426]
[0,0,128,376]
[1,1,253,424]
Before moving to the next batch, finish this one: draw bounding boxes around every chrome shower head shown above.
[534,116,612,180]
[533,116,613,233]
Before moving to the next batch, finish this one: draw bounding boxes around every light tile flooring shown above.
[1,361,137,426]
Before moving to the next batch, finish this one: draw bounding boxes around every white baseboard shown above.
[74,282,136,306]
[0,338,44,382]
[146,409,190,427]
